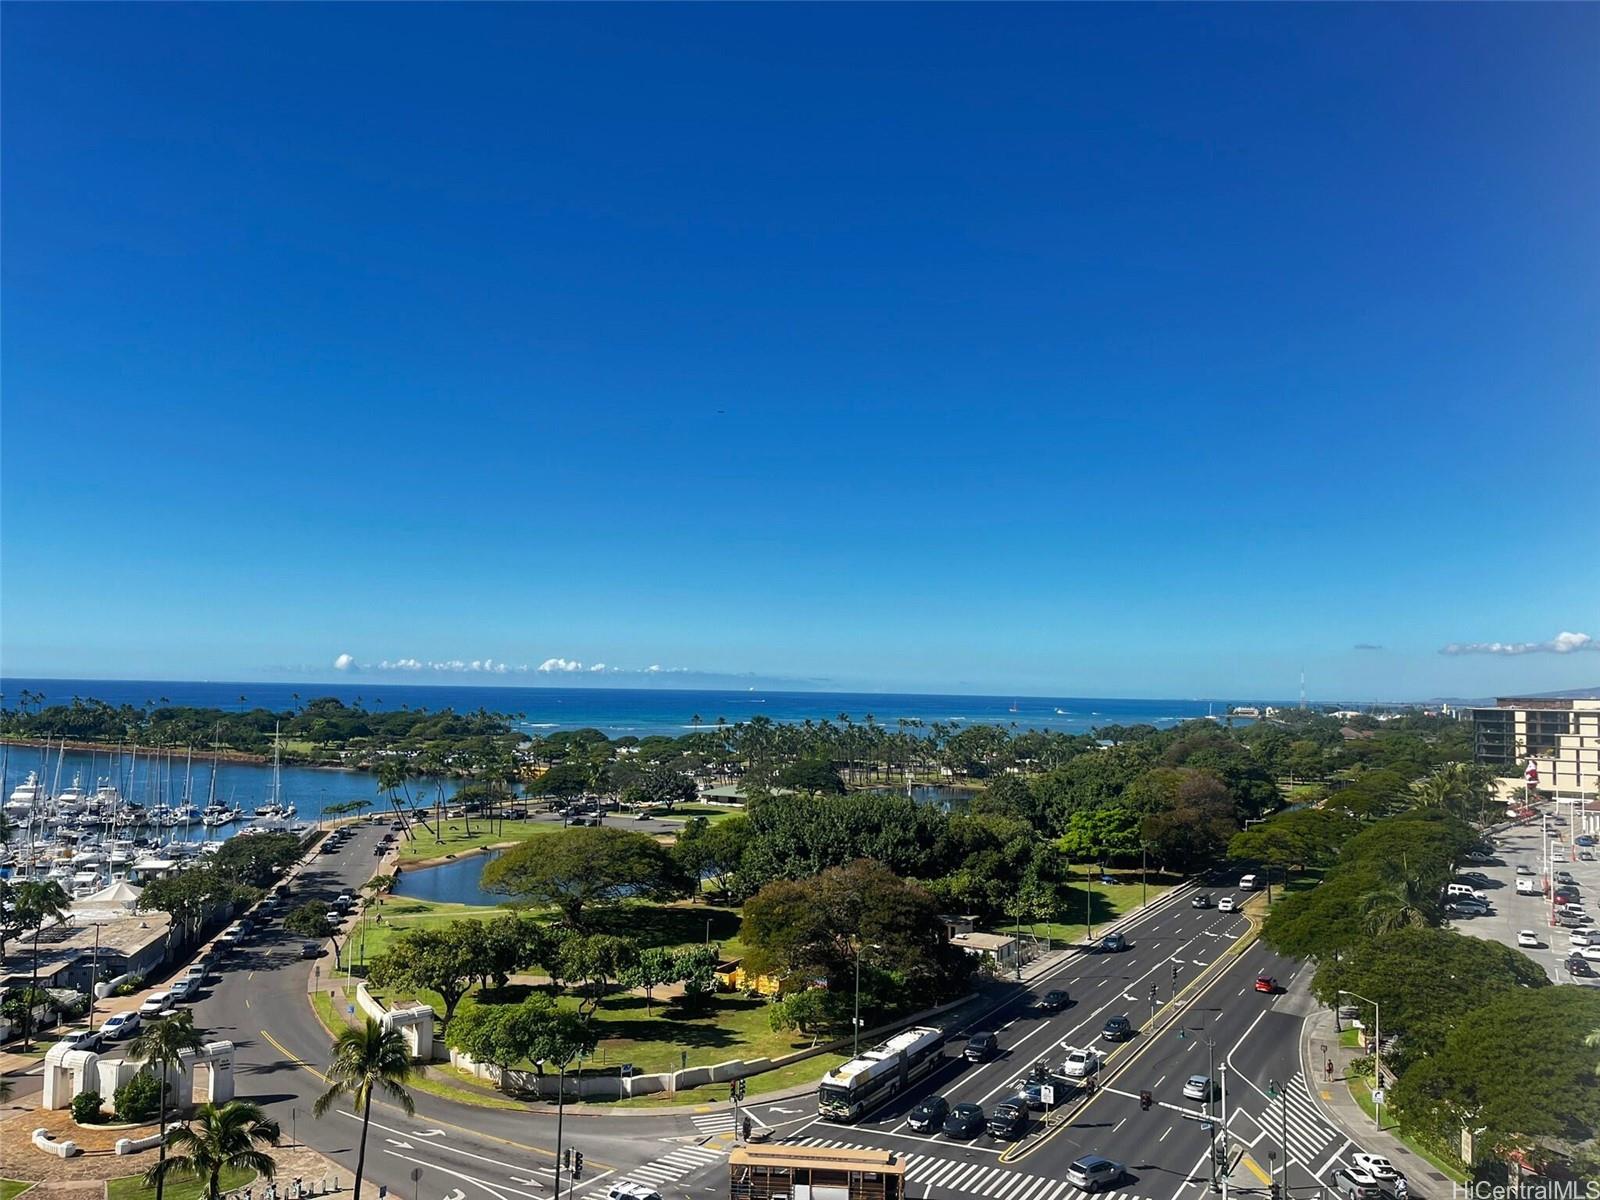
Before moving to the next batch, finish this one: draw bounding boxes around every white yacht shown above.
[5,771,46,817]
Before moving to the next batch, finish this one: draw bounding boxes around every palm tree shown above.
[15,881,71,1051]
[1362,875,1435,935]
[146,1099,280,1200]
[129,1011,207,1200]
[314,1018,418,1200]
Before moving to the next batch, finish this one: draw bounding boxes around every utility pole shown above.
[1217,1061,1230,1198]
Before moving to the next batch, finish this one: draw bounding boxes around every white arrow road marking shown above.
[379,1151,533,1200]
[768,1106,803,1115]
[510,1179,543,1188]
[387,1140,415,1150]
[444,1190,467,1200]
[342,1113,546,1176]
[416,1129,448,1138]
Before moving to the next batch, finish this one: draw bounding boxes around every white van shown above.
[1238,874,1259,892]
[1445,883,1483,900]
[1516,878,1542,896]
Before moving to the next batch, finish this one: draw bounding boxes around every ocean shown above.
[1,677,1240,739]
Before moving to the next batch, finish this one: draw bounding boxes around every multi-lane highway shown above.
[187,829,1374,1200]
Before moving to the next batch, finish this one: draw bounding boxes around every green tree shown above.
[620,946,678,1016]
[128,1011,207,1200]
[13,880,71,1051]
[671,944,720,1010]
[445,996,595,1092]
[775,757,846,796]
[1312,928,1548,1059]
[1390,987,1600,1170]
[366,928,479,1026]
[557,933,640,1017]
[314,1019,417,1200]
[767,988,836,1037]
[211,832,302,889]
[285,901,332,940]
[637,764,698,812]
[145,1100,281,1200]
[482,827,686,930]
[740,860,968,999]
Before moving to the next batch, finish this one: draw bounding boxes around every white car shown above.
[1582,944,1600,963]
[1516,930,1540,948]
[1351,1154,1402,1182]
[1061,1047,1104,1078]
[169,977,202,1002]
[138,991,174,1017]
[607,1184,663,1200]
[56,1029,102,1053]
[1571,931,1596,949]
[100,1012,141,1040]
[1218,896,1238,913]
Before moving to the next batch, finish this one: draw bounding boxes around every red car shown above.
[1254,975,1277,994]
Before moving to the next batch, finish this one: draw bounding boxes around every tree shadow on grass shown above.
[590,992,810,1060]
[590,902,742,949]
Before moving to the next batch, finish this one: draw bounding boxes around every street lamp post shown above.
[1339,989,1383,1130]
[851,942,881,1057]
[1217,1061,1230,1199]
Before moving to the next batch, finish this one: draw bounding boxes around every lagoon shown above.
[393,852,506,906]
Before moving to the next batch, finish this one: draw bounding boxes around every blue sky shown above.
[3,4,1597,699]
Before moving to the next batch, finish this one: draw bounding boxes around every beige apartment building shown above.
[1473,697,1600,802]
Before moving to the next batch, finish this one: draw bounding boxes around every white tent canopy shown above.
[73,880,144,912]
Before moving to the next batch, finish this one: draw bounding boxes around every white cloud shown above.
[333,653,357,671]
[538,657,585,673]
[1440,630,1599,656]
[589,663,608,672]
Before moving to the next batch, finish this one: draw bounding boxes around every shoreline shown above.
[397,840,523,871]
[0,734,367,772]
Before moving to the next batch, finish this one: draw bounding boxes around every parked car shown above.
[1218,896,1238,913]
[1516,864,1536,875]
[100,1012,141,1041]
[1100,933,1127,953]
[301,942,323,958]
[185,962,209,982]
[908,1095,950,1132]
[1191,893,1213,908]
[1065,1156,1125,1192]
[1577,835,1596,847]
[1101,1015,1133,1043]
[138,992,174,1018]
[169,977,202,1002]
[965,1032,999,1062]
[986,1097,1028,1139]
[1569,956,1594,977]
[941,1103,985,1139]
[1581,944,1600,962]
[1555,871,1577,886]
[1040,989,1069,1012]
[1580,850,1595,862]
[1517,930,1541,948]
[1182,1074,1213,1101]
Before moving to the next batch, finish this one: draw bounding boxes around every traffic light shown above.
[1270,1185,1280,1200]
[573,1153,584,1179]
[730,1083,738,1101]
[562,1150,571,1171]
[1139,1090,1152,1111]
[736,1078,747,1100]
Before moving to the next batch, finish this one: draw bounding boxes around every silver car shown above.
[1182,1074,1213,1101]
[1065,1156,1125,1192]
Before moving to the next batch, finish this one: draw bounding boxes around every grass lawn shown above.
[603,1052,846,1108]
[107,1167,256,1200]
[394,819,562,863]
[1,1182,36,1200]
[1025,879,1173,946]
[349,897,516,965]
[1347,1076,1467,1183]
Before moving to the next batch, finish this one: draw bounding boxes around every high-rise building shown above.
[1472,697,1599,801]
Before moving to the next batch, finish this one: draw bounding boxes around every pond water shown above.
[868,784,979,812]
[392,851,508,906]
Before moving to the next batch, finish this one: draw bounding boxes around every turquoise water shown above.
[392,852,508,906]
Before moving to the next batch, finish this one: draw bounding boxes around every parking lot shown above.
[1447,809,1600,987]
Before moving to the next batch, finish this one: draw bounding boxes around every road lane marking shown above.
[260,1028,327,1082]
[379,1148,533,1200]
[1240,1155,1271,1184]
[1158,1125,1171,1142]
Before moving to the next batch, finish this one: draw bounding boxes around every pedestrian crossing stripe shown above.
[790,1137,1165,1200]
[692,1112,737,1134]
[615,1145,727,1187]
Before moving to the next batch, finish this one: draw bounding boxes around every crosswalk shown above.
[1257,1071,1344,1171]
[793,1137,1164,1200]
[692,1111,739,1135]
[614,1144,728,1189]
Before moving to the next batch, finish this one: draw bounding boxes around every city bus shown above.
[817,1025,946,1123]
[730,1143,905,1200]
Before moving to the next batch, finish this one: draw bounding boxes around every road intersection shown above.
[181,827,1379,1200]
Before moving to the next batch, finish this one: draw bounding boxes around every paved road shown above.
[192,835,1377,1200]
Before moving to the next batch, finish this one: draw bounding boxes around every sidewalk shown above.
[1299,1004,1460,1195]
